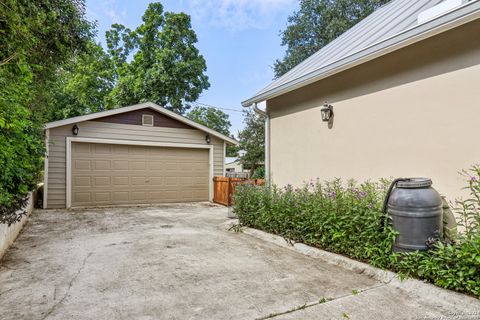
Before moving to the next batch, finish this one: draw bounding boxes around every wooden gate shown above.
[213,177,265,206]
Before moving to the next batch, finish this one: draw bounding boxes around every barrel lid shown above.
[397,178,432,188]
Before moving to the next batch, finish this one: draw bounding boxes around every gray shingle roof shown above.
[242,0,480,107]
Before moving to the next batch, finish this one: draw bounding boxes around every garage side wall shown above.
[267,20,480,201]
[46,121,224,208]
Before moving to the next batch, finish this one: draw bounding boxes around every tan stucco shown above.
[267,20,480,201]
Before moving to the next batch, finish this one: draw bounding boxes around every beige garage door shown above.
[71,142,209,207]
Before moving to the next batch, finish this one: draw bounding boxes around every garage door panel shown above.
[95,193,111,202]
[149,177,164,185]
[74,143,91,154]
[147,161,165,170]
[74,176,91,187]
[74,192,91,203]
[94,144,112,154]
[113,145,130,155]
[74,160,91,170]
[71,142,209,207]
[113,177,129,186]
[131,161,147,170]
[94,160,111,170]
[94,176,111,187]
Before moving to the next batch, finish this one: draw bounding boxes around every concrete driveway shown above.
[0,203,478,320]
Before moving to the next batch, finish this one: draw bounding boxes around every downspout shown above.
[252,103,270,186]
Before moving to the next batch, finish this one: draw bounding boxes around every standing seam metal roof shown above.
[242,0,479,106]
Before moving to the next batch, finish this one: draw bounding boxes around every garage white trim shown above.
[43,129,49,209]
[66,137,214,208]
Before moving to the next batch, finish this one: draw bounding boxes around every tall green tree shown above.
[186,106,239,157]
[186,106,231,136]
[47,41,115,121]
[274,0,389,78]
[238,110,265,177]
[105,2,210,115]
[0,0,92,223]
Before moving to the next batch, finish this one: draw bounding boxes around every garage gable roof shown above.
[242,0,480,107]
[45,102,238,145]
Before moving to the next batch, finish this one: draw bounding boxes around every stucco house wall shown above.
[267,20,480,201]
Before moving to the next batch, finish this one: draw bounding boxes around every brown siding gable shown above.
[92,108,193,130]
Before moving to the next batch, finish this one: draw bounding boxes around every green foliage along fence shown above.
[233,171,480,298]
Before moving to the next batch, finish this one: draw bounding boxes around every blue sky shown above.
[85,0,299,135]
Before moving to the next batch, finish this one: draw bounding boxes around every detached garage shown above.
[43,102,237,209]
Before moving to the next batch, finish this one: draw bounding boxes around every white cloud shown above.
[187,0,296,31]
[101,0,127,25]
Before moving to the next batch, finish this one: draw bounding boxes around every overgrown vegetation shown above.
[0,0,92,224]
[234,168,480,297]
[234,179,398,268]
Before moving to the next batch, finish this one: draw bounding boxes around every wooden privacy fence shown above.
[213,176,265,206]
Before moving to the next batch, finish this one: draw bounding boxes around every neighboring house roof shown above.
[242,0,480,107]
[225,157,239,164]
[45,102,238,145]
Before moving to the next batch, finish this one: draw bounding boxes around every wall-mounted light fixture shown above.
[72,124,79,136]
[321,103,334,122]
[205,134,211,144]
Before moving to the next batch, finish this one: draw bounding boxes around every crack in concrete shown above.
[256,282,389,320]
[40,251,93,320]
[0,287,14,297]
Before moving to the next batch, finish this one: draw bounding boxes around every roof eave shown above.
[241,1,480,107]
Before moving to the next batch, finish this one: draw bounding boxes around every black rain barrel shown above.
[384,178,443,252]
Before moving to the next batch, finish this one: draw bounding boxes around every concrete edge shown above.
[220,220,480,307]
[0,192,35,260]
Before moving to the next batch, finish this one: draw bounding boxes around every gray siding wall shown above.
[46,120,225,208]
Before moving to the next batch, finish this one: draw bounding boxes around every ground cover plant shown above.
[233,167,480,298]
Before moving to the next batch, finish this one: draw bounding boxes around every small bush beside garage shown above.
[233,168,480,298]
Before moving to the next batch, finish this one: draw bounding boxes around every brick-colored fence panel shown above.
[213,177,265,206]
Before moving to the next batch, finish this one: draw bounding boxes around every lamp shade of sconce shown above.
[321,103,334,122]
[72,124,79,136]
[205,134,211,144]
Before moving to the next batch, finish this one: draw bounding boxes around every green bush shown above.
[234,172,480,298]
[251,166,265,179]
[234,179,398,268]
[0,66,44,225]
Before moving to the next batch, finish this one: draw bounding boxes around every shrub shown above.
[234,172,480,298]
[0,67,44,225]
[234,179,398,268]
[251,166,265,179]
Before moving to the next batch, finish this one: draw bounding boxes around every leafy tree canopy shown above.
[105,3,210,115]
[0,0,92,223]
[274,0,389,78]
[186,106,231,136]
[47,41,115,120]
[238,110,265,176]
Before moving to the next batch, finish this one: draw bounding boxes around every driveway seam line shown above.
[255,282,388,320]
